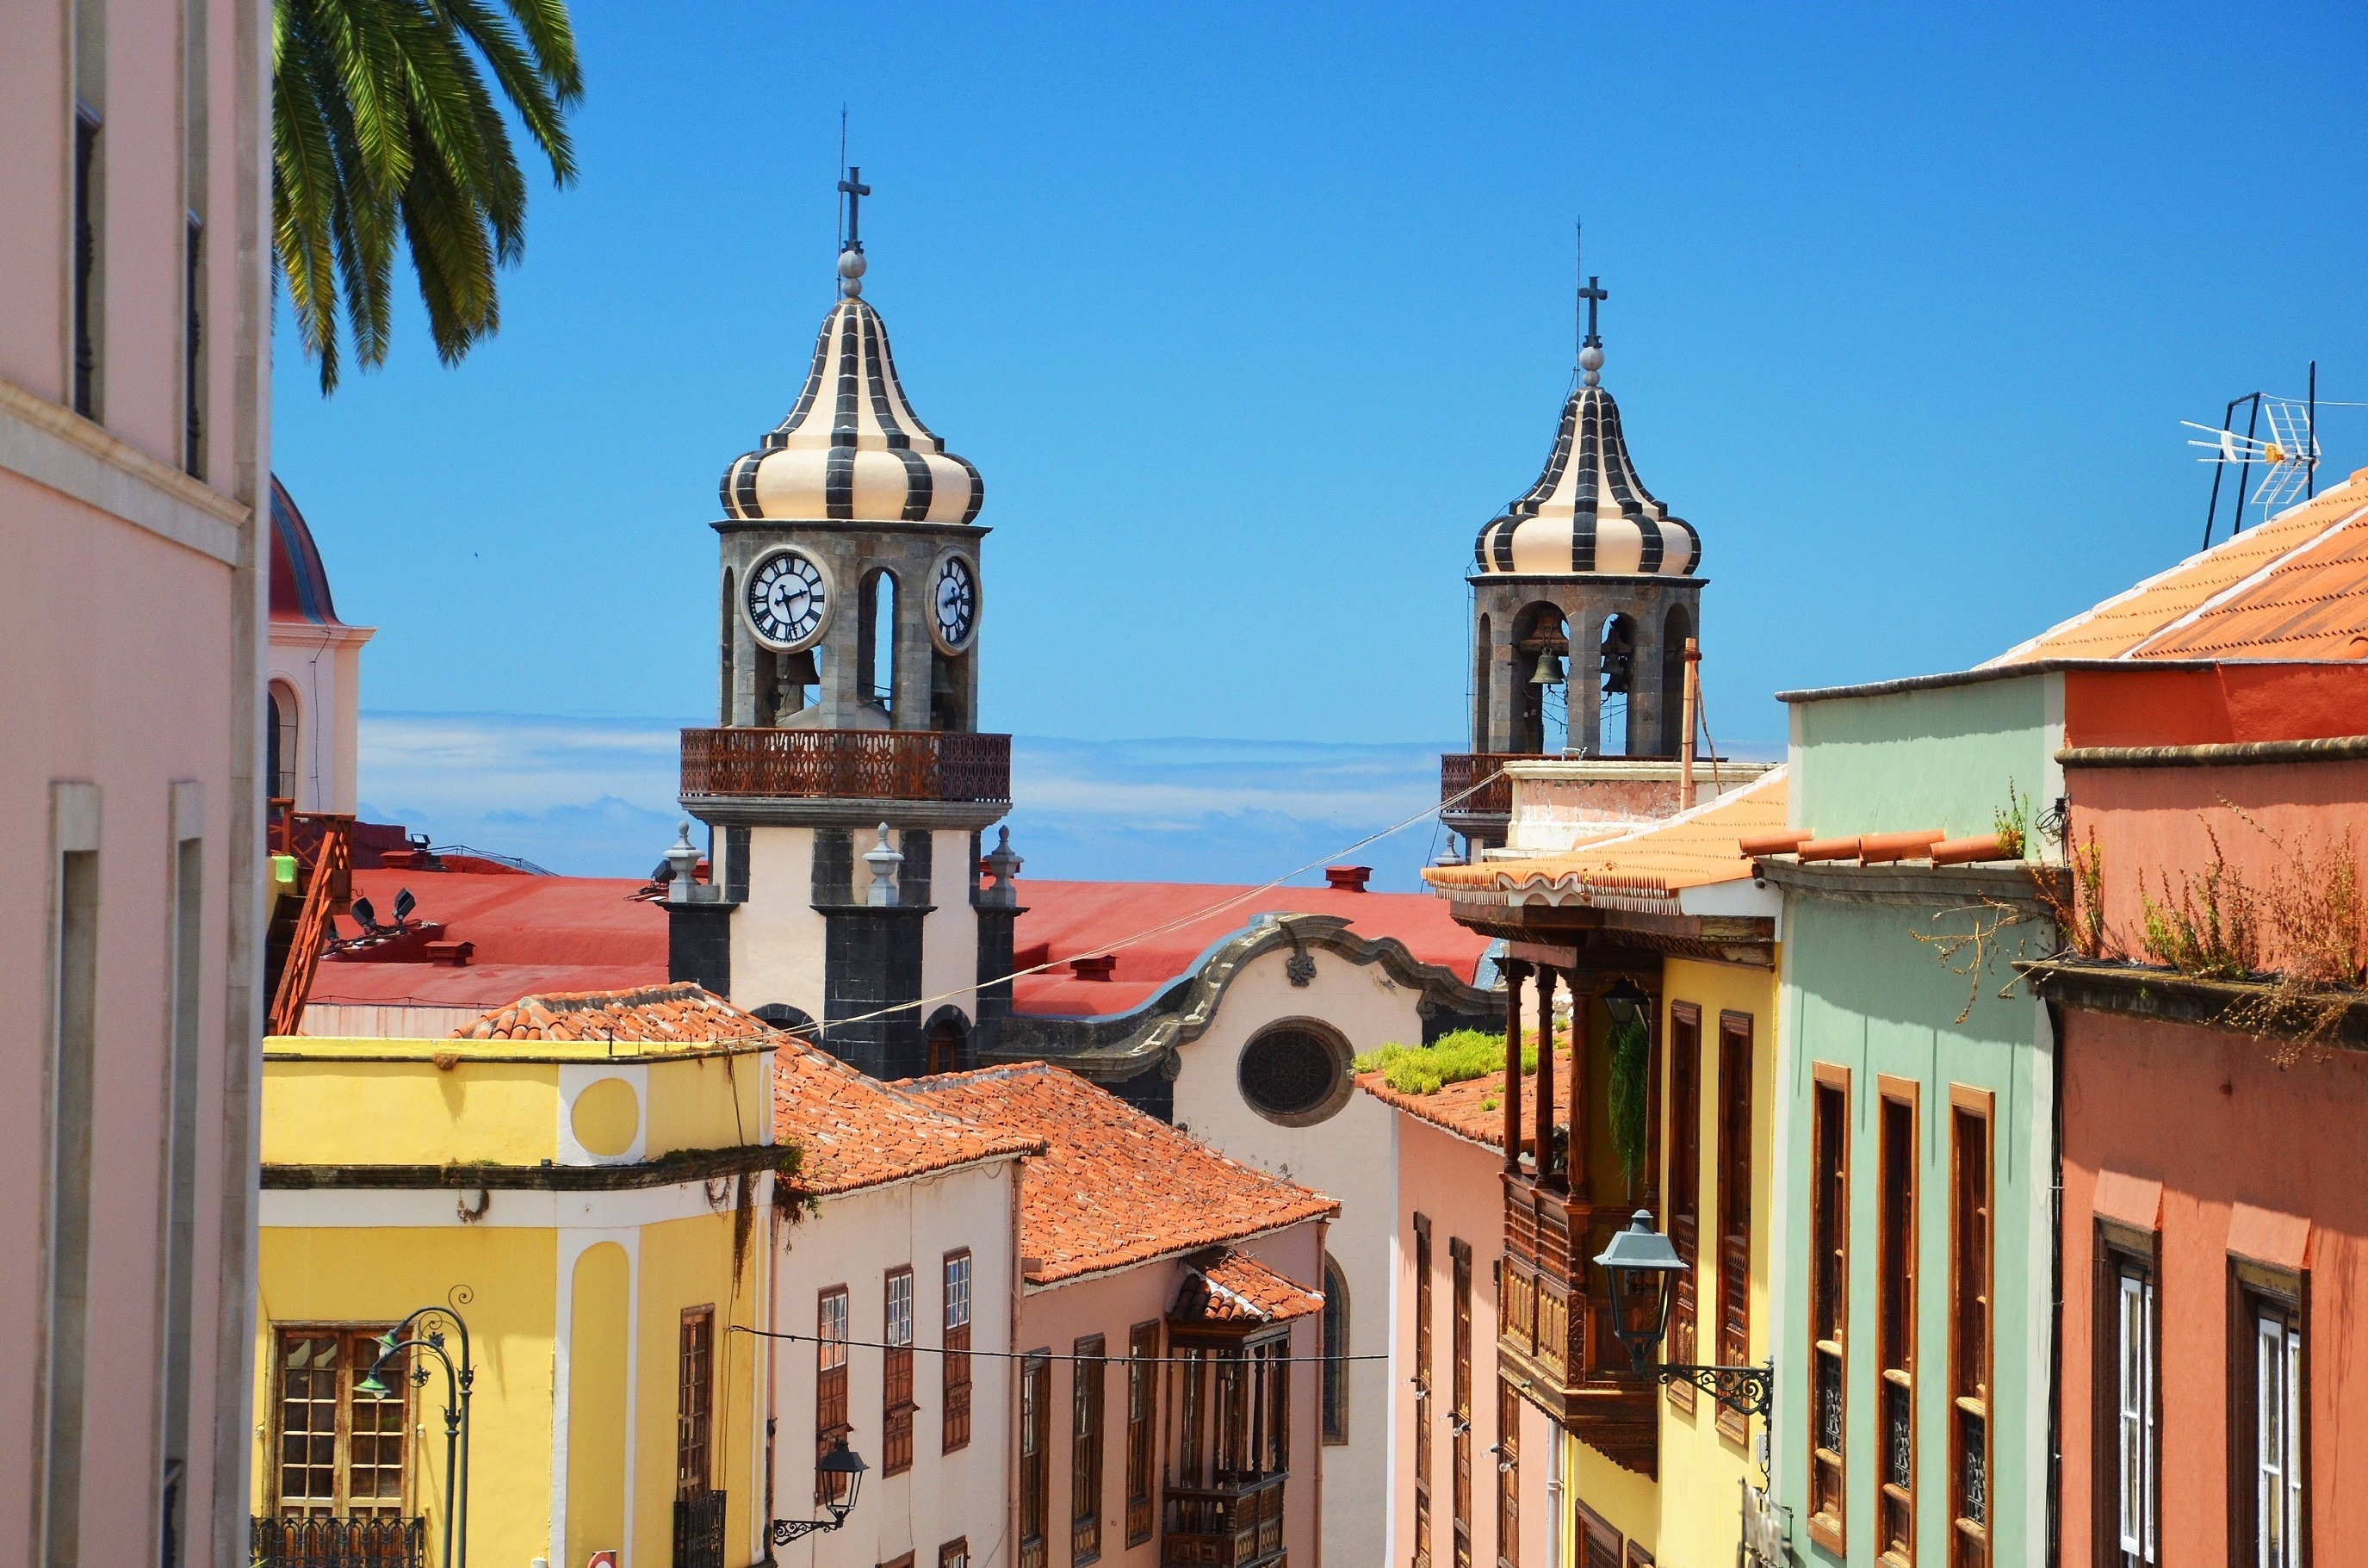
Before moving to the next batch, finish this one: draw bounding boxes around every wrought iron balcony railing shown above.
[250,1515,425,1568]
[680,728,1011,804]
[673,1491,727,1568]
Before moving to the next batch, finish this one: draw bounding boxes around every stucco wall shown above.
[733,827,832,1014]
[2059,1009,2368,1560]
[1791,673,2061,844]
[1168,939,1423,1565]
[1775,897,2055,1568]
[772,1159,1020,1568]
[266,627,367,814]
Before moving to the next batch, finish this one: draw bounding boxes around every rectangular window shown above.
[1415,1213,1434,1568]
[1575,1502,1623,1568]
[1876,1079,1918,1564]
[158,822,202,1568]
[41,802,99,1568]
[1020,1351,1051,1568]
[1664,1003,1702,1413]
[2233,1264,2304,1568]
[1453,1237,1473,1568]
[677,1307,714,1500]
[939,1542,969,1568]
[817,1287,851,1504]
[1125,1322,1157,1546]
[942,1251,972,1454]
[2094,1224,2156,1568]
[1808,1064,1851,1554]
[1716,1012,1755,1443]
[71,100,104,420]
[181,0,208,478]
[272,1328,408,1515]
[1949,1090,1993,1568]
[883,1268,915,1477]
[1496,1378,1519,1568]
[1071,1336,1105,1564]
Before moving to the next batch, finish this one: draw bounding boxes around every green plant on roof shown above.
[1353,1029,1535,1096]
[1994,780,2031,861]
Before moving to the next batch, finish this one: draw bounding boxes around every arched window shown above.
[719,568,735,724]
[1472,612,1493,753]
[750,1003,817,1042]
[924,1007,971,1076]
[267,682,300,802]
[1511,603,1568,754]
[1322,1254,1349,1445]
[1598,613,1636,757]
[1658,604,1693,757]
[859,569,898,714]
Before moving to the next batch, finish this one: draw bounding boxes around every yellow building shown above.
[253,985,785,1568]
[1423,772,1787,1566]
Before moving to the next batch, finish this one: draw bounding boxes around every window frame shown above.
[1125,1322,1158,1546]
[1715,1010,1756,1444]
[1808,1063,1852,1556]
[816,1286,852,1505]
[1664,1001,1703,1415]
[1020,1350,1051,1568]
[1948,1086,1994,1568]
[1415,1212,1434,1568]
[1071,1336,1105,1565]
[2093,1219,2159,1568]
[1495,1377,1519,1568]
[1452,1236,1473,1568]
[2228,1259,2306,1568]
[270,1324,411,1518]
[938,1541,970,1568]
[676,1305,715,1503]
[943,1251,973,1455]
[1875,1075,1919,1565]
[883,1267,916,1477]
[1322,1253,1350,1445]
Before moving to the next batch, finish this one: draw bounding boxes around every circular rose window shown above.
[1238,1026,1350,1126]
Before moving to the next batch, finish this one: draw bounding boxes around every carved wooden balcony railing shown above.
[679,728,1011,803]
[1161,1473,1286,1567]
[250,1515,426,1568]
[1497,1179,1662,1476]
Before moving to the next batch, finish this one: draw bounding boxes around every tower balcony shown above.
[680,728,1011,806]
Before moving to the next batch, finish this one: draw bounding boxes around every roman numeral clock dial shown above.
[744,548,828,649]
[931,553,978,654]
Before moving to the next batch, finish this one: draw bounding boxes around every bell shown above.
[931,657,957,696]
[778,648,820,685]
[1531,650,1565,685]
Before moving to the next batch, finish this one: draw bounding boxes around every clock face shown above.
[931,555,978,652]
[745,549,828,649]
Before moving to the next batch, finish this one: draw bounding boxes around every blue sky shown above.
[279,3,2366,875]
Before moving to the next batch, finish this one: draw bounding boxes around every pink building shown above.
[0,2,271,1567]
[908,1064,1336,1568]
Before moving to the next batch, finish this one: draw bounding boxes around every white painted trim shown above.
[0,375,245,564]
[557,1063,648,1166]
[553,1228,640,1568]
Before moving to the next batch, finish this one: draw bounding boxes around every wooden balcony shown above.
[1439,753,1553,846]
[1162,1473,1286,1567]
[679,728,1011,803]
[1497,1180,1661,1476]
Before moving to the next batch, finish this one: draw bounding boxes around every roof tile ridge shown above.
[2123,502,2368,659]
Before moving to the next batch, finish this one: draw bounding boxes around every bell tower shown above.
[671,170,1016,1081]
[1466,271,1703,761]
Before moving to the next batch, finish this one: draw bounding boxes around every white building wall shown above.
[733,826,829,1015]
[772,1157,1020,1568]
[265,623,367,813]
[1165,942,1428,1568]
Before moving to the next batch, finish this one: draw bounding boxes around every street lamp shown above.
[1593,1211,1773,1420]
[770,1438,869,1545]
[357,1287,475,1568]
[1600,976,1648,1028]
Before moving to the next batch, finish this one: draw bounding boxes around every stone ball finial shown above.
[838,247,867,297]
[1579,342,1604,387]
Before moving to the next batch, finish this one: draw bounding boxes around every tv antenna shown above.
[2184,362,2319,548]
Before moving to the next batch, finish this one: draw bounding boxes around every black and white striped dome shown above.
[1473,383,1698,577]
[719,295,983,525]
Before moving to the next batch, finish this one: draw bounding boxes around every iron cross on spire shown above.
[839,166,871,252]
[1578,275,1609,347]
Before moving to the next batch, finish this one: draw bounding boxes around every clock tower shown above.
[669,171,1019,1081]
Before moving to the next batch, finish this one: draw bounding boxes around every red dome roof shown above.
[269,475,345,626]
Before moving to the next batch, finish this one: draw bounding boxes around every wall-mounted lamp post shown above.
[1593,1212,1774,1420]
[770,1438,869,1545]
[357,1287,474,1568]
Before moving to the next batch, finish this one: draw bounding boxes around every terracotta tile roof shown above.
[453,982,777,1042]
[773,1038,1043,1197]
[1169,1248,1324,1325]
[904,1063,1339,1285]
[1990,475,2368,665]
[1421,768,1787,902]
[1355,1041,1572,1155]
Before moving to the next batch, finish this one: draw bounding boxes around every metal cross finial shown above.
[1578,275,1609,347]
[839,165,871,252]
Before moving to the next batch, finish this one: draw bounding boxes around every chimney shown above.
[1323,865,1372,892]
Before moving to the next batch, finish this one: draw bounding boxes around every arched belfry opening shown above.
[1444,265,1708,850]
[859,568,898,717]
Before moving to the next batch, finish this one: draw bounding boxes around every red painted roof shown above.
[1007,878,1491,1017]
[307,870,668,1008]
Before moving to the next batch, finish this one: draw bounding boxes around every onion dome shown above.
[268,475,347,626]
[1472,369,1699,579]
[717,293,983,525]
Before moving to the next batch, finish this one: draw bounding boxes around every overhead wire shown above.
[728,1323,1385,1365]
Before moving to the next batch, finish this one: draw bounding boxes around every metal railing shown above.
[680,728,1011,803]
[251,1515,426,1568]
[673,1491,726,1568]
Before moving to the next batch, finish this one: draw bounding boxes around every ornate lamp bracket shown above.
[1653,1359,1774,1420]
